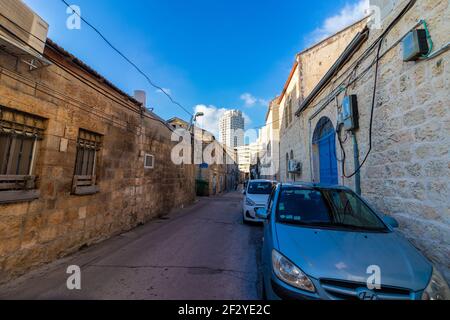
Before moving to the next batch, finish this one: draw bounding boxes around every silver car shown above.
[257,183,450,300]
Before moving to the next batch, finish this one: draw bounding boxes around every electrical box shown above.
[341,95,359,131]
[402,29,429,61]
[288,160,302,174]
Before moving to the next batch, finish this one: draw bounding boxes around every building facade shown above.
[287,0,450,279]
[167,117,239,196]
[258,98,280,181]
[278,18,368,182]
[219,110,245,148]
[0,38,196,282]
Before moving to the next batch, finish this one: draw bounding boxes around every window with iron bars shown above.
[72,129,102,195]
[0,106,45,203]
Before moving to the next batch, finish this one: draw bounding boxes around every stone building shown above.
[0,38,196,282]
[278,18,368,182]
[258,97,280,181]
[286,0,449,279]
[167,117,239,196]
[219,110,245,149]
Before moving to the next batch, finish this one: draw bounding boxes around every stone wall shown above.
[279,19,367,182]
[0,42,195,282]
[291,0,449,280]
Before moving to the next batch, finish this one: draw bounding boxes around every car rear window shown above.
[247,182,273,195]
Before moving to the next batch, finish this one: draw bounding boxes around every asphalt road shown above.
[0,192,263,300]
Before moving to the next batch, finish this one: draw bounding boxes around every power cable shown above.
[0,12,189,139]
[0,3,193,118]
[337,38,382,179]
[59,0,193,118]
[336,0,416,179]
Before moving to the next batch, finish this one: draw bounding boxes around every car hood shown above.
[275,223,432,292]
[246,194,269,205]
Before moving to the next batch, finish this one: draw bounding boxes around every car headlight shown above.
[422,268,450,300]
[245,198,256,206]
[272,250,316,293]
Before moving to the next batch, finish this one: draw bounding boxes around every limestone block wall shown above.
[279,20,367,182]
[0,44,195,282]
[291,0,449,280]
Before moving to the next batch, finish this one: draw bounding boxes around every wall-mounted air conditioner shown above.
[0,0,49,55]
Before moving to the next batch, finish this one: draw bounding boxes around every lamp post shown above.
[189,112,204,164]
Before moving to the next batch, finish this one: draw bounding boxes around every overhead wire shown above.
[59,0,193,118]
[336,0,417,179]
[0,11,188,139]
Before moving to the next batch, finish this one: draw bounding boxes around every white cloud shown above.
[240,92,269,107]
[193,104,251,138]
[309,0,369,44]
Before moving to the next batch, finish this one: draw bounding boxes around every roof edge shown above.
[295,27,369,116]
[296,16,369,57]
[45,38,142,108]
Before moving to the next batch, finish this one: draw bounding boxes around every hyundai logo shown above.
[356,288,379,300]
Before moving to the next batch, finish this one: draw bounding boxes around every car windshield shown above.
[276,187,387,231]
[247,182,273,195]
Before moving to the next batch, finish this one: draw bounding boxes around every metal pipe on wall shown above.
[352,132,361,195]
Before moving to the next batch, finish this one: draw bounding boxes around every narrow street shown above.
[0,192,263,300]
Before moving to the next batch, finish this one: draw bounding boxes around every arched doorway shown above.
[312,117,338,185]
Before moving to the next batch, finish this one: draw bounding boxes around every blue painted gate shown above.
[314,118,338,186]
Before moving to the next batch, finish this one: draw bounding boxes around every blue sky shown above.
[23,0,368,137]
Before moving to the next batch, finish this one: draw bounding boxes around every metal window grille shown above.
[0,106,45,191]
[72,129,102,195]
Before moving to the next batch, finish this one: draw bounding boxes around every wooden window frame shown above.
[0,106,44,204]
[72,129,102,196]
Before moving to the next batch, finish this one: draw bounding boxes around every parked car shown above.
[257,182,450,300]
[242,180,276,223]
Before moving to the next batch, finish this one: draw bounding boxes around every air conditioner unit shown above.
[0,0,49,55]
[288,160,302,174]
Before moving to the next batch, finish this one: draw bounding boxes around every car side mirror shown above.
[256,208,269,220]
[382,215,399,229]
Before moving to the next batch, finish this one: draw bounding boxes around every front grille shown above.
[320,279,413,300]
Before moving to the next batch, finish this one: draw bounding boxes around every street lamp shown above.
[191,112,204,128]
[189,112,204,165]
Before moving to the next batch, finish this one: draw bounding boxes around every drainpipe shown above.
[352,132,361,195]
[308,119,313,182]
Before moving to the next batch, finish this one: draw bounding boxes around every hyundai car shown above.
[256,183,450,300]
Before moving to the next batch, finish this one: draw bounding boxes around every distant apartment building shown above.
[236,142,262,177]
[236,145,251,174]
[257,98,280,181]
[219,110,245,148]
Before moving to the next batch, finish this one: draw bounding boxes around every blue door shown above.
[316,124,338,185]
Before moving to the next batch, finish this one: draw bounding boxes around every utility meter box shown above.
[402,29,429,61]
[341,95,359,131]
[288,160,302,174]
